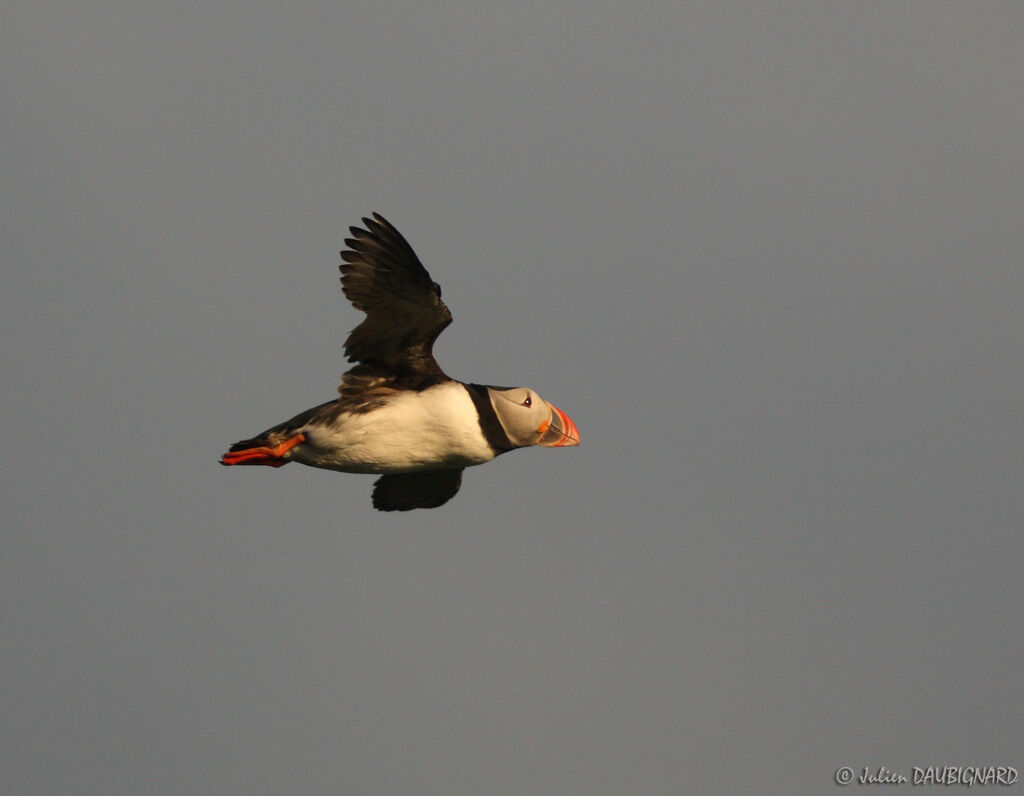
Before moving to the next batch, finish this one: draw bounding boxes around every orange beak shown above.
[537,404,580,447]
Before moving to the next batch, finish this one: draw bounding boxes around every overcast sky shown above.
[2,2,1022,794]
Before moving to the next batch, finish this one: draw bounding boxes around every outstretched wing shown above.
[372,469,464,511]
[340,213,452,380]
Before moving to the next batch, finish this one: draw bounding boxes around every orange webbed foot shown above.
[220,433,306,467]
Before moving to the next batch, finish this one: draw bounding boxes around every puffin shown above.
[220,213,580,511]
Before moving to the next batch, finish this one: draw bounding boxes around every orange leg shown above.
[221,433,306,467]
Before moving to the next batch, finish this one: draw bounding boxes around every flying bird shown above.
[220,213,580,511]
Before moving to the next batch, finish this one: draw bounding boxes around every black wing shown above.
[372,469,464,511]
[340,213,453,382]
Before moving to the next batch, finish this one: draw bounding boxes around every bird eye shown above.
[523,394,532,407]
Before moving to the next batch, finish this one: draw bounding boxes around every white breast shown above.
[294,382,496,474]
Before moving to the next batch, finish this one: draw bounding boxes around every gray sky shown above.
[3,2,1021,794]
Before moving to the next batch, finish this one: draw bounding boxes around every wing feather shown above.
[339,213,452,380]
[372,469,464,511]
